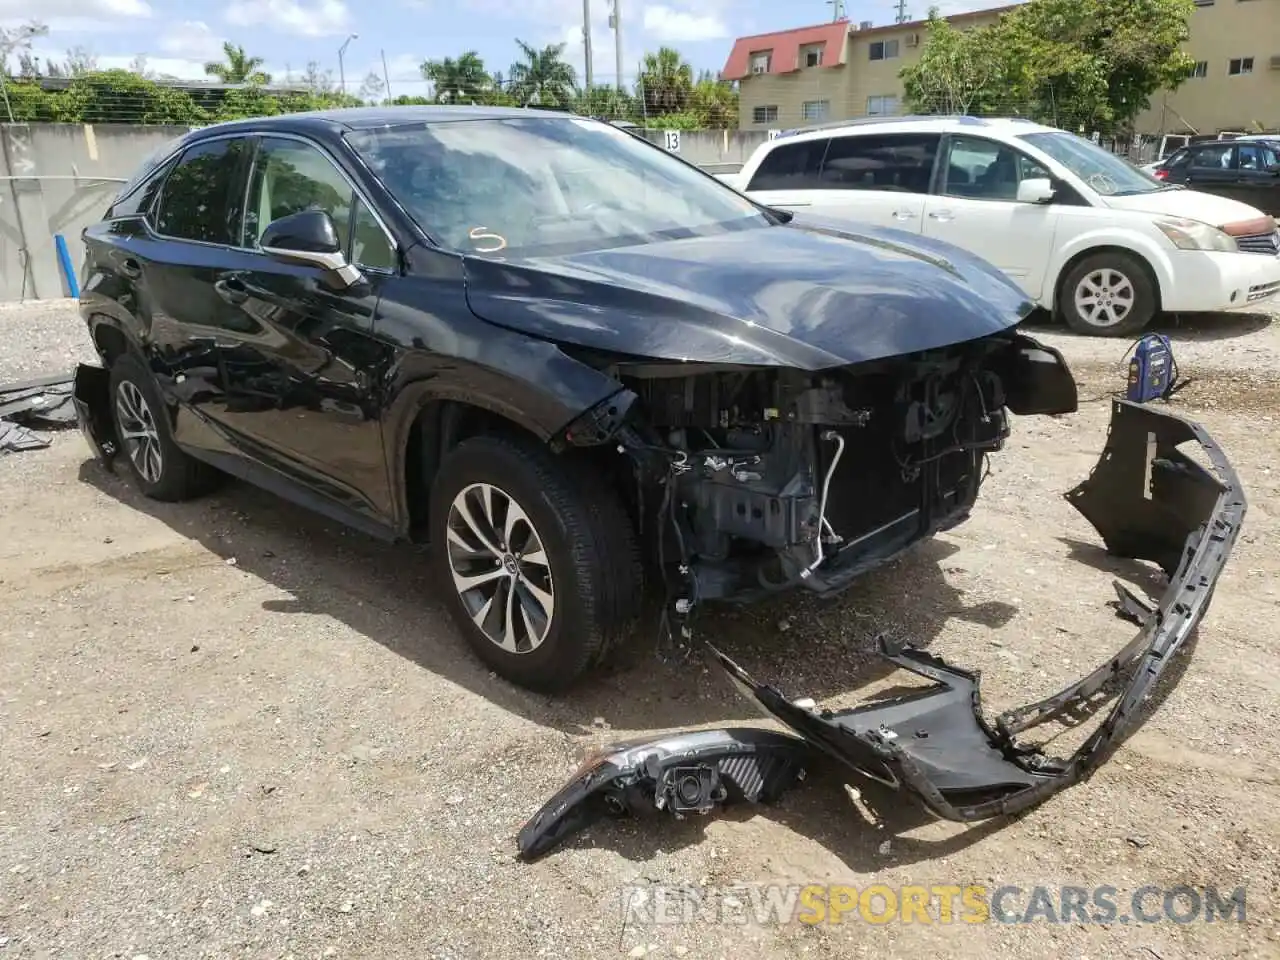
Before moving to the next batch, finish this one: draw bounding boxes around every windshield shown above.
[1018,131,1167,197]
[345,116,769,257]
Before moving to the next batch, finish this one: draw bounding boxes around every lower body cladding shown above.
[518,400,1245,860]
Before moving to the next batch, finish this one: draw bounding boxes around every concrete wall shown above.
[635,128,771,170]
[1,123,189,302]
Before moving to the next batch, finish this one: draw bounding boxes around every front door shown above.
[1232,142,1280,217]
[212,134,402,522]
[921,134,1061,300]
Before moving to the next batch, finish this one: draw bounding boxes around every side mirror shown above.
[260,210,362,286]
[1016,177,1056,205]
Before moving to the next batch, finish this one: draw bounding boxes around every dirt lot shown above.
[2,301,1279,960]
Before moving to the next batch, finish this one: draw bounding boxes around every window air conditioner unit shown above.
[1270,54,1280,70]
[905,32,920,47]
[859,20,873,29]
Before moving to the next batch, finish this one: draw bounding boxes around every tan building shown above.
[723,0,1280,136]
[721,7,1015,131]
[1136,0,1280,136]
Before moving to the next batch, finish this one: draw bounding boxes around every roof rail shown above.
[774,114,991,138]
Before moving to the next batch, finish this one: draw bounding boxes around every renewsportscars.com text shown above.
[620,883,1247,927]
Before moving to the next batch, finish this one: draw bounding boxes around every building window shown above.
[802,100,830,121]
[1229,57,1254,75]
[867,94,900,116]
[1192,60,1209,77]
[801,43,825,68]
[869,39,900,61]
[753,105,779,124]
[750,52,772,74]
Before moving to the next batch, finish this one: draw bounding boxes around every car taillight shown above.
[1153,168,1169,180]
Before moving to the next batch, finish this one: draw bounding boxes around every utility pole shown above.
[582,0,593,92]
[609,0,623,92]
[381,48,392,101]
[893,0,909,23]
[338,33,358,97]
[827,0,846,20]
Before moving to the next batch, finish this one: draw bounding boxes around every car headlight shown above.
[1154,217,1239,253]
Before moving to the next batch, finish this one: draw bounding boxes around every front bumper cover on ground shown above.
[517,400,1246,858]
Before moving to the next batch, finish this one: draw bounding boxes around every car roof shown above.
[185,104,577,141]
[769,115,1060,146]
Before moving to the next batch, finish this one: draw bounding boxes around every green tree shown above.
[900,0,1196,135]
[57,70,205,124]
[691,71,738,129]
[508,40,576,107]
[421,51,490,104]
[637,46,694,116]
[1002,0,1196,134]
[899,10,1007,115]
[204,42,271,85]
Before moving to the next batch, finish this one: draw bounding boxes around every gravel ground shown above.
[2,300,1279,959]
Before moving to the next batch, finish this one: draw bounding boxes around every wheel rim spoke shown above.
[445,481,556,655]
[115,380,163,484]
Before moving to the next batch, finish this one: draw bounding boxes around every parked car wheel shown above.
[1059,252,1156,337]
[429,435,642,692]
[108,353,221,501]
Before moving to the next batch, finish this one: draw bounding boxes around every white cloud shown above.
[641,5,728,43]
[225,0,352,38]
[158,21,226,63]
[0,0,150,32]
[0,0,149,17]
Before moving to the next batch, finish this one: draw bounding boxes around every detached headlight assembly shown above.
[1154,217,1239,253]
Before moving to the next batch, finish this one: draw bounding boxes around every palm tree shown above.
[638,46,694,116]
[421,51,490,104]
[508,40,576,108]
[204,42,270,85]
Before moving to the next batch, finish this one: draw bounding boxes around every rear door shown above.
[920,133,1060,299]
[132,135,260,456]
[742,132,941,232]
[1182,142,1237,196]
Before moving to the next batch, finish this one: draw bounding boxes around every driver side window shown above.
[243,137,396,270]
[941,135,1049,202]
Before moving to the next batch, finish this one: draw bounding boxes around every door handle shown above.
[891,209,915,221]
[215,277,248,305]
[928,210,954,222]
[120,257,141,279]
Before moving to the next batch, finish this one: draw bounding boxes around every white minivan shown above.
[731,116,1280,336]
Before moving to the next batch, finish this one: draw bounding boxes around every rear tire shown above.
[428,435,642,693]
[1058,252,1157,337]
[108,353,221,502]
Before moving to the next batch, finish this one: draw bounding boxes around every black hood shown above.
[461,214,1037,370]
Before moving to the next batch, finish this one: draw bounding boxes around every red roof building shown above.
[721,21,851,82]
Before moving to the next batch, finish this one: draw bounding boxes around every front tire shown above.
[428,435,642,693]
[1058,252,1157,337]
[108,353,221,502]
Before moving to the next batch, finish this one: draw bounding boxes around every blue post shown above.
[54,233,80,299]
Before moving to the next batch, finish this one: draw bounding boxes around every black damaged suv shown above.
[73,105,1080,692]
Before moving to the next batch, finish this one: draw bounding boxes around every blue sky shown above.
[2,0,995,98]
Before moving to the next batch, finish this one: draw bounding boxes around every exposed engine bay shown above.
[561,331,1076,638]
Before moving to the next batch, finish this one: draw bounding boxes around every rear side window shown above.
[107,156,176,219]
[1189,144,1232,169]
[154,138,252,245]
[1165,149,1190,170]
[746,139,828,190]
[818,133,941,193]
